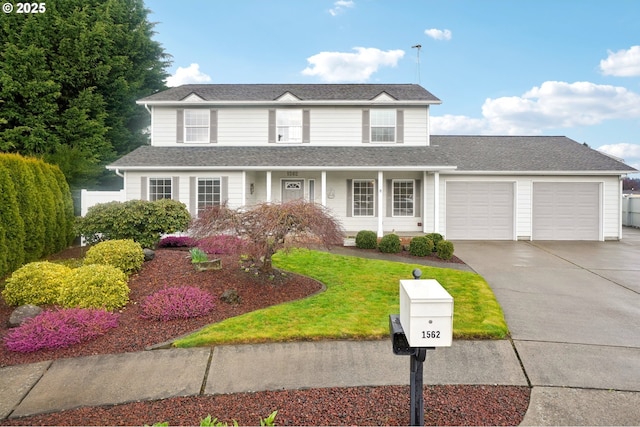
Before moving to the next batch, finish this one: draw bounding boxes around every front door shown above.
[282,179,304,202]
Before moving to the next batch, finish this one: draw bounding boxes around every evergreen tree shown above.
[0,0,171,188]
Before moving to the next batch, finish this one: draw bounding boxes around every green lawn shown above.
[174,249,508,348]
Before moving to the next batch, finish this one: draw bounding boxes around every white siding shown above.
[150,106,429,147]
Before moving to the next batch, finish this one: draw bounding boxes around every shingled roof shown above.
[107,136,636,173]
[138,84,441,103]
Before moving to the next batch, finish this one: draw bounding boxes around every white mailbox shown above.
[400,279,453,347]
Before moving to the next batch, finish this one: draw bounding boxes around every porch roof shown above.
[107,136,637,174]
[107,145,455,171]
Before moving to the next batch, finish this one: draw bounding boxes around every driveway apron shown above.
[453,228,640,394]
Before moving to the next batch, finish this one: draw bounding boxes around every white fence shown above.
[623,196,640,228]
[80,189,125,216]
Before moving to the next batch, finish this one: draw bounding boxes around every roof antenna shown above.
[412,44,422,85]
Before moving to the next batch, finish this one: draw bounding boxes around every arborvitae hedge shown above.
[0,153,75,278]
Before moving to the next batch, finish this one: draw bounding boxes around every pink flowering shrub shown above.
[4,308,119,353]
[158,236,196,248]
[196,235,246,255]
[140,286,215,321]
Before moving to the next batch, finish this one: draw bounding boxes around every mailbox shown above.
[399,279,453,347]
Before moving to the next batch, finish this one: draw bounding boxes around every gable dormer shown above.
[276,92,301,102]
[371,91,398,102]
[181,93,205,102]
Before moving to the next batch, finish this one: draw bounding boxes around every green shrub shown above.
[355,230,377,249]
[425,233,444,251]
[409,236,434,257]
[58,264,129,310]
[2,262,72,306]
[378,233,402,254]
[436,240,455,260]
[0,162,25,277]
[84,239,145,275]
[77,199,191,248]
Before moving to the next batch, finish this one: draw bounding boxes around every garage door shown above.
[446,182,514,240]
[532,182,600,240]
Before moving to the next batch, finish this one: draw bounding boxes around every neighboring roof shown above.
[432,135,637,173]
[108,136,637,174]
[107,145,454,171]
[138,84,441,104]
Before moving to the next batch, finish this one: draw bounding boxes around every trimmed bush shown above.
[2,262,72,306]
[140,286,215,321]
[83,239,145,275]
[436,240,455,260]
[3,308,119,353]
[355,230,377,249]
[77,199,191,249]
[58,264,129,310]
[425,233,444,251]
[378,233,402,254]
[409,236,435,257]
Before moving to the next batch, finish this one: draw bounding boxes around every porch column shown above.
[377,170,384,237]
[241,171,246,206]
[266,171,272,202]
[321,170,327,206]
[423,170,428,234]
[433,171,440,233]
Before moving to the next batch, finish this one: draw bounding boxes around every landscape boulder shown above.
[8,304,43,327]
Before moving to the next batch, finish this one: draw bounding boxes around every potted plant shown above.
[189,248,221,271]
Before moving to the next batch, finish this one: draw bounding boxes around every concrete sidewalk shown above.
[2,340,526,420]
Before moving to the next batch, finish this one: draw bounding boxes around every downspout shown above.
[114,168,124,178]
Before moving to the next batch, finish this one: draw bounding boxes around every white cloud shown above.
[302,47,405,82]
[329,0,354,16]
[600,46,640,77]
[424,28,452,41]
[430,114,488,134]
[432,80,640,136]
[165,63,212,87]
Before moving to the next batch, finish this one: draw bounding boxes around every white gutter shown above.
[135,100,442,107]
[105,165,459,172]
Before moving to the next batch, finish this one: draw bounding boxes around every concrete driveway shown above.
[453,227,640,425]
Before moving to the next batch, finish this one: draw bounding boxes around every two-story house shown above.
[107,84,636,241]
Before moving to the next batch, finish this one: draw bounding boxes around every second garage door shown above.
[532,182,600,240]
[446,181,514,240]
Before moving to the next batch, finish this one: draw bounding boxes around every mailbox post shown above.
[390,269,453,426]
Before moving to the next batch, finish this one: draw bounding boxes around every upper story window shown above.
[276,109,302,143]
[184,109,210,143]
[149,178,172,201]
[370,109,396,142]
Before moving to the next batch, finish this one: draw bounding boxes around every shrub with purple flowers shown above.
[140,286,215,321]
[195,235,246,255]
[4,308,119,353]
[157,236,196,248]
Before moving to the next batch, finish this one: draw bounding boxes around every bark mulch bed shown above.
[0,246,529,426]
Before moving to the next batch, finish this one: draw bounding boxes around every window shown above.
[370,109,396,142]
[184,109,209,143]
[393,180,414,217]
[353,179,375,216]
[276,109,302,143]
[149,178,172,201]
[197,178,221,214]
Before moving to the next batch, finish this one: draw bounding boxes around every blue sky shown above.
[147,0,640,173]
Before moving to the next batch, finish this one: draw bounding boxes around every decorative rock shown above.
[143,248,155,261]
[8,305,43,328]
[220,289,241,305]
